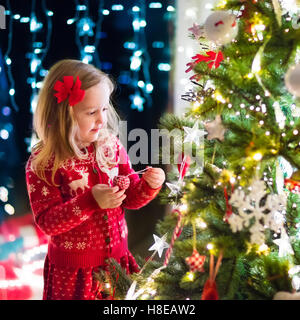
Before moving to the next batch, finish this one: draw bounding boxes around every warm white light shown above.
[187,272,195,281]
[0,186,8,202]
[253,152,263,161]
[4,203,15,215]
[207,243,213,250]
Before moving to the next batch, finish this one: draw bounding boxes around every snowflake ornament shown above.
[228,179,287,245]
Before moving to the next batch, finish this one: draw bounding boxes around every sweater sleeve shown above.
[25,156,100,236]
[117,142,161,210]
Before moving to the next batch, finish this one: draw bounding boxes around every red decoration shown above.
[0,259,32,300]
[185,249,206,272]
[201,279,219,300]
[186,51,224,74]
[53,75,85,106]
[215,20,224,27]
[201,252,223,300]
[113,175,130,190]
[0,213,48,247]
[223,185,234,222]
[177,154,191,180]
[284,178,300,193]
[164,209,184,267]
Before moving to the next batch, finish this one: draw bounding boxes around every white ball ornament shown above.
[285,64,300,97]
[204,11,238,45]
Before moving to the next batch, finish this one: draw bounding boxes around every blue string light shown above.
[4,0,18,112]
[28,0,53,121]
[128,0,153,111]
[73,0,105,68]
[1,0,175,126]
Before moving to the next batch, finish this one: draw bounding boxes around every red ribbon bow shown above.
[53,75,85,106]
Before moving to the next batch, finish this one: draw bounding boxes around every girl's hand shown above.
[142,167,165,189]
[92,184,126,209]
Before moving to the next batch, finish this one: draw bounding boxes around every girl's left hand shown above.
[142,167,165,189]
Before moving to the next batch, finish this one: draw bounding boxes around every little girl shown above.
[25,59,165,300]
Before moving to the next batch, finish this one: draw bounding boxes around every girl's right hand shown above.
[91,184,126,209]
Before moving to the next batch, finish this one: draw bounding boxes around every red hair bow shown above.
[53,75,85,106]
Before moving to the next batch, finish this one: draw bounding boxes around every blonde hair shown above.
[30,59,121,186]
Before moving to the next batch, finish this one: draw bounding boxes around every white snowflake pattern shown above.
[76,242,86,250]
[41,186,49,196]
[228,179,287,245]
[121,224,128,239]
[80,214,89,221]
[72,206,81,216]
[28,183,36,193]
[64,241,73,249]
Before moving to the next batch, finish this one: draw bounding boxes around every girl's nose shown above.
[96,112,103,124]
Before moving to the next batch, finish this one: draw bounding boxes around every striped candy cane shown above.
[163,209,183,266]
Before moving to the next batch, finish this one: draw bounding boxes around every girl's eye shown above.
[89,111,96,115]
[102,107,108,111]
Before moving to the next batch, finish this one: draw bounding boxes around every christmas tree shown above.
[97,0,300,300]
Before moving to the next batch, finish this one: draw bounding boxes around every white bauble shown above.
[285,64,300,97]
[204,11,238,45]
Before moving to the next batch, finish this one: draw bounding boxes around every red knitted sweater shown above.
[25,139,161,268]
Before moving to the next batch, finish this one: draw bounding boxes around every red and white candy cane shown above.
[163,208,184,267]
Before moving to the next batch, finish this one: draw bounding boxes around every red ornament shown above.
[53,75,85,106]
[284,178,300,193]
[201,279,219,300]
[185,249,206,272]
[223,186,234,222]
[185,51,224,75]
[177,154,191,180]
[201,252,223,300]
[113,175,130,190]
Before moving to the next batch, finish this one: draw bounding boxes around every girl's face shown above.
[73,81,110,147]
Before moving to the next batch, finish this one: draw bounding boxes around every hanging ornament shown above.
[228,179,287,245]
[177,154,191,181]
[202,279,219,300]
[285,178,300,192]
[186,51,224,72]
[223,185,234,222]
[273,228,294,257]
[204,115,226,141]
[185,249,206,272]
[112,167,152,190]
[188,23,205,39]
[204,11,238,46]
[279,0,300,16]
[201,251,223,300]
[166,181,182,197]
[113,175,130,190]
[183,121,206,145]
[284,170,300,193]
[164,208,184,266]
[148,234,169,258]
[285,64,300,97]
